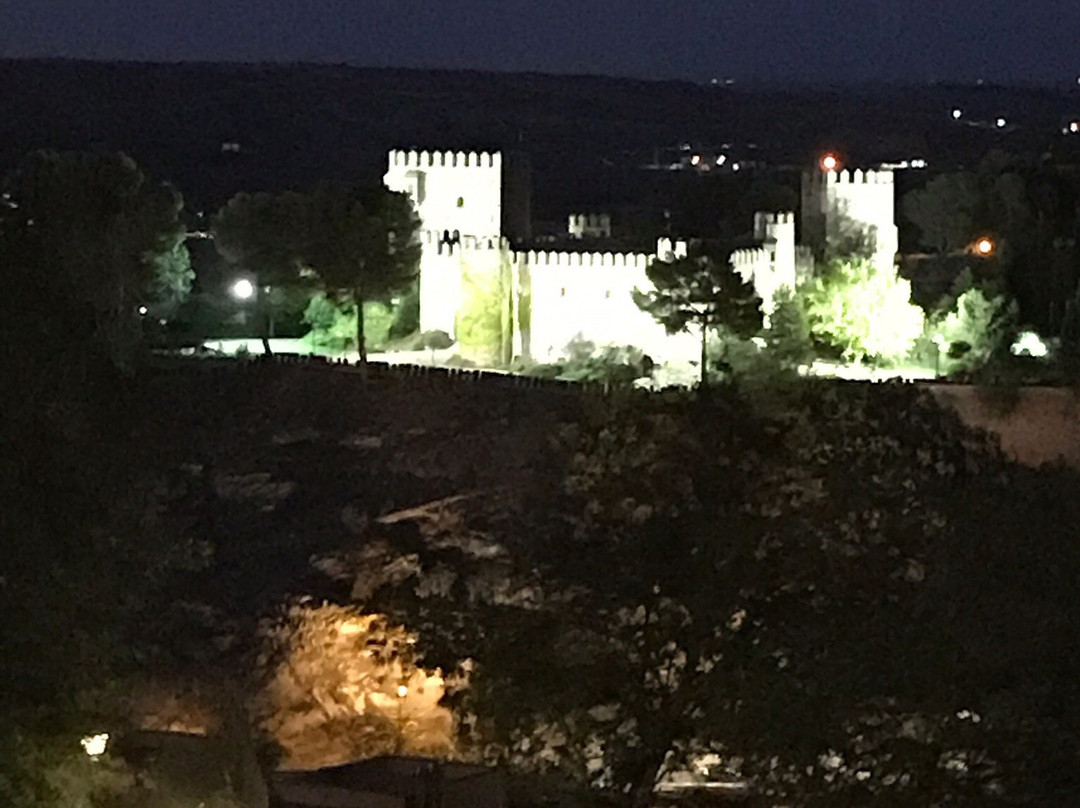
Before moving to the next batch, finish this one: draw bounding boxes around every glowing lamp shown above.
[820,153,840,172]
[690,154,701,166]
[1070,121,1080,134]
[996,117,1007,128]
[975,237,995,256]
[138,305,148,315]
[396,684,409,699]
[952,108,963,120]
[81,733,109,757]
[231,279,255,300]
[1011,331,1048,358]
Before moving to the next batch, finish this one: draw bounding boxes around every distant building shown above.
[384,149,899,366]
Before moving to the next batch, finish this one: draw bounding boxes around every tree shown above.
[930,272,1018,372]
[902,173,982,254]
[421,330,454,364]
[352,384,1080,807]
[297,184,420,365]
[212,191,308,355]
[253,602,453,769]
[766,286,814,368]
[634,248,762,387]
[0,150,192,366]
[343,380,1080,808]
[805,256,924,365]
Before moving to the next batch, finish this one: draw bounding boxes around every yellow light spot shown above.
[975,237,994,256]
[81,733,109,757]
[820,153,840,172]
[396,684,409,699]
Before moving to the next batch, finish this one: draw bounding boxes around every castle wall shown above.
[737,212,797,314]
[520,249,697,363]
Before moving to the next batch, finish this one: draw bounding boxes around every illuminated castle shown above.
[384,149,898,366]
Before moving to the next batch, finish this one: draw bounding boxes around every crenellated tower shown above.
[801,167,898,271]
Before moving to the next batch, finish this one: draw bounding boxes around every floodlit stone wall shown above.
[801,168,899,270]
[384,149,503,240]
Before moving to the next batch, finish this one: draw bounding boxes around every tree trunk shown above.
[699,321,708,388]
[354,286,367,372]
[628,759,664,808]
[261,306,273,356]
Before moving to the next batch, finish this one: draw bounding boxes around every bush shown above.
[766,286,814,368]
[929,285,1017,373]
[302,294,395,353]
[805,257,924,365]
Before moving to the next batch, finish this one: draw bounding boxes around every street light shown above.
[974,237,995,257]
[820,152,840,172]
[231,279,255,300]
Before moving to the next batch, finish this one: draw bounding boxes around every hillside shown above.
[2,59,1077,217]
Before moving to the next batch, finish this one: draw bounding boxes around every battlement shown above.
[516,249,650,270]
[825,168,894,186]
[389,149,501,169]
[754,211,795,227]
[732,247,772,268]
[568,213,612,238]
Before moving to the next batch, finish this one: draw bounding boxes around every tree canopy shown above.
[634,247,763,386]
[348,383,1080,808]
[0,149,192,367]
[296,184,420,363]
[805,256,924,365]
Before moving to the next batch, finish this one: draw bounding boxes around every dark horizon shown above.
[3,0,1079,88]
[2,55,1078,94]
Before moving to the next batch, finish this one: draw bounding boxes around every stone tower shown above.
[801,167,898,272]
[383,149,531,339]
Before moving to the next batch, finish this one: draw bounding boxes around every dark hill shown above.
[1,59,1076,217]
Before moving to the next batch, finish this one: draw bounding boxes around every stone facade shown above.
[385,150,898,366]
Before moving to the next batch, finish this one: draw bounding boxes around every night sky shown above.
[1,0,1078,85]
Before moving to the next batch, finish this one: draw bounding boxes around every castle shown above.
[383,149,898,367]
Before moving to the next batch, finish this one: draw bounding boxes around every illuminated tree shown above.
[254,602,453,769]
[931,279,1018,372]
[297,185,421,365]
[212,191,309,355]
[634,249,763,387]
[805,256,924,365]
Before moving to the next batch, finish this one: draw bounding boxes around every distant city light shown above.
[820,153,840,172]
[690,154,701,166]
[716,154,727,166]
[1011,331,1048,358]
[138,305,148,315]
[731,162,741,172]
[1069,121,1080,134]
[231,279,255,300]
[81,733,109,757]
[996,117,1007,128]
[952,108,963,120]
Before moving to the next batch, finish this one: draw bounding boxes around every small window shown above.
[456,197,465,208]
